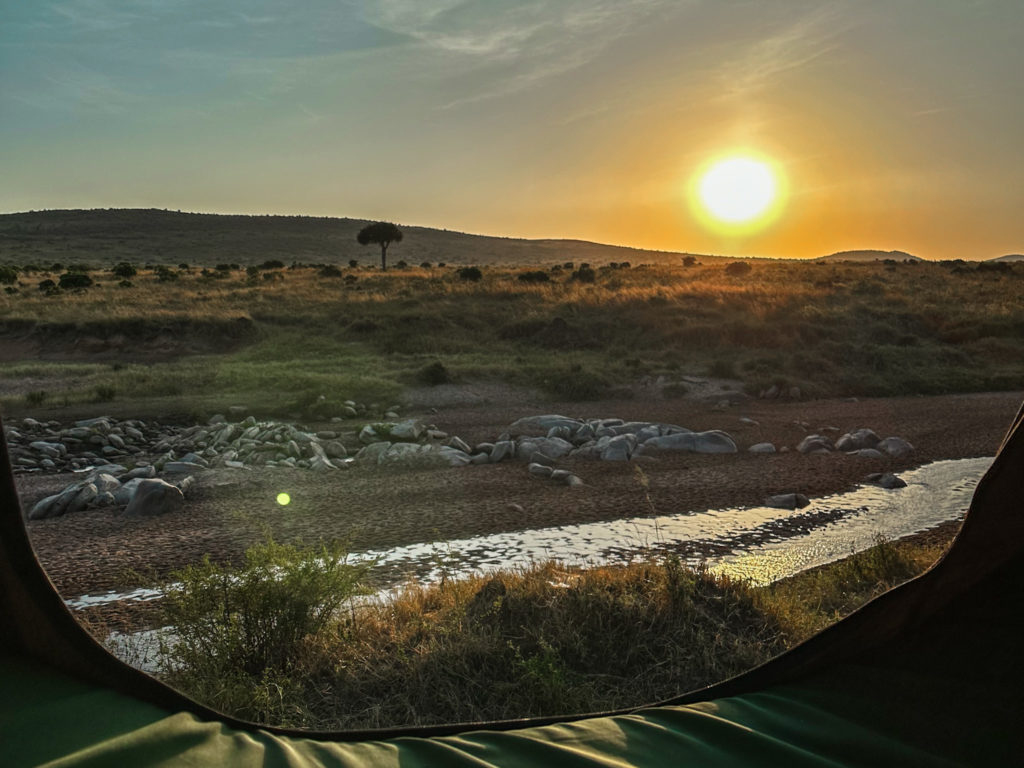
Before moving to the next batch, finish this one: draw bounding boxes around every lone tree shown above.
[356,222,403,271]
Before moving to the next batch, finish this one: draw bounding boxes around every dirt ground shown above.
[17,390,1022,602]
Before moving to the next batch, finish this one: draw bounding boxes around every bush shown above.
[725,261,752,276]
[25,390,47,406]
[517,270,550,284]
[93,385,116,402]
[246,265,260,279]
[682,255,698,267]
[417,361,451,386]
[319,265,343,278]
[118,279,133,288]
[419,262,432,268]
[0,265,18,284]
[394,260,408,269]
[155,266,179,282]
[37,278,57,293]
[570,265,596,283]
[348,259,359,268]
[262,271,284,282]
[260,260,286,270]
[58,272,93,289]
[112,262,137,279]
[160,539,369,677]
[215,264,233,272]
[542,365,608,400]
[457,266,483,282]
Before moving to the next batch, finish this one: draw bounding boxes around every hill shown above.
[987,253,1024,263]
[0,209,707,268]
[815,249,921,262]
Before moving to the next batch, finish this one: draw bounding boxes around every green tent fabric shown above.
[1,404,1022,766]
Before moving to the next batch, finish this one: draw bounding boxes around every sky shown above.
[1,0,1022,260]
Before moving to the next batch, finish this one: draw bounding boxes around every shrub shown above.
[348,259,359,268]
[437,262,446,268]
[319,265,343,278]
[419,262,432,268]
[65,262,94,273]
[417,361,451,386]
[118,279,133,288]
[709,358,739,378]
[25,390,47,406]
[682,255,698,267]
[58,272,93,289]
[542,365,608,400]
[3,286,16,295]
[394,260,408,269]
[155,266,179,282]
[457,266,483,282]
[0,265,17,284]
[37,278,57,293]
[49,262,63,272]
[563,261,574,269]
[725,261,752,276]
[93,385,116,402]
[260,259,286,270]
[215,264,233,272]
[178,262,190,270]
[246,265,260,279]
[112,262,137,279]
[570,265,596,283]
[159,539,369,677]
[262,271,284,282]
[517,270,550,284]
[344,274,358,283]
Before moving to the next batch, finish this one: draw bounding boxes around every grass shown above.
[136,530,949,730]
[1,255,1022,418]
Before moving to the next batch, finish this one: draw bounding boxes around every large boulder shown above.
[641,430,737,454]
[600,434,636,461]
[516,437,574,460]
[866,472,908,489]
[748,442,776,454]
[508,415,583,437]
[835,428,881,452]
[877,437,914,458]
[124,479,184,517]
[797,435,834,454]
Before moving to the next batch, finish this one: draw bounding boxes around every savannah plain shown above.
[2,209,1023,727]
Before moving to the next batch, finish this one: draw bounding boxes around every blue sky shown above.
[2,1,1022,258]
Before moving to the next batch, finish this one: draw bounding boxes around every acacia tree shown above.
[356,222,403,271]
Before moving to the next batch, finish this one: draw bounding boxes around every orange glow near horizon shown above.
[689,153,788,239]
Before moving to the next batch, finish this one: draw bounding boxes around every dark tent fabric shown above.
[1,404,1022,767]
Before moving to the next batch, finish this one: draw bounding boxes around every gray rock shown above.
[866,472,907,489]
[27,493,61,520]
[323,441,347,459]
[550,469,572,483]
[849,448,885,460]
[87,473,121,494]
[343,406,358,417]
[125,479,184,517]
[469,453,490,465]
[738,417,760,427]
[390,419,424,441]
[564,475,585,487]
[437,447,472,467]
[529,451,556,467]
[489,440,515,463]
[123,465,156,480]
[877,436,914,458]
[835,428,881,452]
[528,463,553,478]
[178,452,209,467]
[748,442,776,454]
[309,456,338,471]
[208,414,227,425]
[642,430,737,454]
[508,415,583,436]
[797,435,834,454]
[94,491,116,507]
[114,478,147,505]
[516,437,574,460]
[447,436,472,454]
[356,442,392,463]
[764,493,811,510]
[600,434,636,461]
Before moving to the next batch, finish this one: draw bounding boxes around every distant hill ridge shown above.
[988,253,1024,263]
[815,249,921,262]
[0,208,708,268]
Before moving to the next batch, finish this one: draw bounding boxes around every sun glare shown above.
[692,155,784,232]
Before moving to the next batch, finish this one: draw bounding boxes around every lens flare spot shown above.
[276,492,291,506]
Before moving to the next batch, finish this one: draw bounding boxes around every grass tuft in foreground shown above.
[147,531,947,730]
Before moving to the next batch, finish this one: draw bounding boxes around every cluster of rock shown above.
[27,466,192,521]
[796,428,913,459]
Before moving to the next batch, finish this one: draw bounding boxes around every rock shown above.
[178,452,209,467]
[835,428,881,452]
[788,386,802,400]
[29,441,64,458]
[600,434,636,461]
[27,493,61,520]
[67,483,98,515]
[764,493,811,510]
[229,406,248,417]
[517,437,574,460]
[390,419,424,441]
[564,474,585,487]
[384,411,400,419]
[309,456,338,471]
[437,447,472,467]
[94,491,116,507]
[748,442,776,454]
[489,440,515,463]
[507,503,525,513]
[849,448,885,460]
[447,436,472,454]
[528,463,553,478]
[763,385,780,399]
[125,479,185,516]
[323,441,347,459]
[797,435,834,454]
[175,475,196,494]
[529,451,556,467]
[343,406,358,417]
[358,425,380,444]
[550,469,572,483]
[866,472,907,489]
[469,453,490,465]
[123,465,156,480]
[356,442,391,463]
[642,430,738,454]
[114,478,147,505]
[208,414,227,425]
[224,460,246,469]
[316,431,338,440]
[508,415,583,437]
[738,417,759,427]
[877,437,914,458]
[87,473,121,494]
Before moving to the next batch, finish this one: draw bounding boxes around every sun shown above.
[691,154,785,232]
